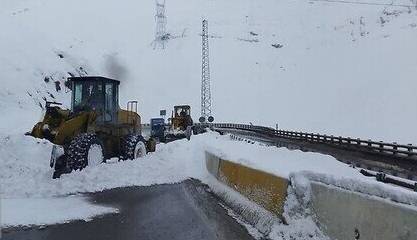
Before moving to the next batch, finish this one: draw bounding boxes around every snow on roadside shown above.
[205,174,329,240]
[0,135,204,199]
[204,133,417,206]
[0,133,207,228]
[1,196,118,228]
[1,130,416,237]
[0,130,360,199]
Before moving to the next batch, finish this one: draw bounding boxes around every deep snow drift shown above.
[1,0,417,143]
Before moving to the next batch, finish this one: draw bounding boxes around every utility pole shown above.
[153,0,168,49]
[200,19,214,123]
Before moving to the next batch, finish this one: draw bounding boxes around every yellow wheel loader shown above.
[162,105,194,142]
[29,76,156,178]
[171,105,193,131]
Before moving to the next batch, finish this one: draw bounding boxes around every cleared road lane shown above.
[2,179,255,240]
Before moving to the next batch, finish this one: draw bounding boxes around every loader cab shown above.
[171,105,193,130]
[174,105,191,118]
[69,76,120,123]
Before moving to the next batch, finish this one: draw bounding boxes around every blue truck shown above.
[150,118,166,142]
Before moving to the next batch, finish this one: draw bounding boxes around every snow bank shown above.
[205,174,328,240]
[0,135,206,198]
[1,196,118,228]
[290,171,417,207]
[204,133,417,205]
[1,131,416,239]
[204,135,361,179]
[0,133,208,228]
[0,131,381,199]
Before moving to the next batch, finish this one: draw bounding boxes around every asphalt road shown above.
[2,179,255,240]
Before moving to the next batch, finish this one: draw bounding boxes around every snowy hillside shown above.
[1,0,417,143]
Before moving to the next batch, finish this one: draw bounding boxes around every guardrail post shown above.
[392,142,398,155]
[376,172,386,182]
[407,144,413,157]
[356,138,361,146]
[379,141,384,153]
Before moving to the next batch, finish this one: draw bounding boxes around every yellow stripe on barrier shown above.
[218,160,288,217]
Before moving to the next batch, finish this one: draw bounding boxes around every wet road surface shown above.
[2,179,255,240]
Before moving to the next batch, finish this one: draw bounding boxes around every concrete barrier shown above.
[310,181,417,240]
[205,151,289,217]
[205,151,220,177]
[205,151,417,240]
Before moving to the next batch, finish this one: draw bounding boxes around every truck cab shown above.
[150,118,166,141]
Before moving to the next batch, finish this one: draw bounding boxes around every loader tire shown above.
[121,134,147,160]
[66,133,104,171]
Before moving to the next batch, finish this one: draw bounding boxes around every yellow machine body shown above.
[29,76,151,161]
[171,105,193,131]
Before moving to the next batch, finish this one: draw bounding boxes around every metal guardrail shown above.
[360,169,417,192]
[206,123,417,159]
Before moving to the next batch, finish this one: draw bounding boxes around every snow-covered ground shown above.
[2,131,416,238]
[1,0,417,142]
[1,196,118,228]
[1,0,417,238]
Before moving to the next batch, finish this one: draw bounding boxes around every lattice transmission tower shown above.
[200,19,214,123]
[153,0,168,49]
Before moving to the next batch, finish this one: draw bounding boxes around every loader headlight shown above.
[42,124,50,131]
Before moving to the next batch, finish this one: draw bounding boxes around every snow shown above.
[207,173,329,240]
[2,131,416,240]
[1,0,417,237]
[0,131,384,199]
[1,196,118,228]
[290,171,417,207]
[1,0,417,143]
[204,133,417,205]
[0,135,200,199]
[205,136,362,179]
[268,187,329,240]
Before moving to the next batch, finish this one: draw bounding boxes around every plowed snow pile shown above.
[2,131,417,240]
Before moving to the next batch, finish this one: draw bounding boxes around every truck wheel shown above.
[67,133,104,171]
[121,135,147,160]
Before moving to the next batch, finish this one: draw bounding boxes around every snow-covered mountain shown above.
[1,0,417,142]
